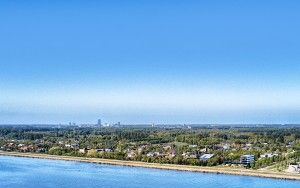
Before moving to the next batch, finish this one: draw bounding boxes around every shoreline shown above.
[1,151,300,181]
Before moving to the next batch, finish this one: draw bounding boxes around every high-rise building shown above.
[97,119,102,127]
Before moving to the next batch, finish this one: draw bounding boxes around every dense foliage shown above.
[1,126,300,170]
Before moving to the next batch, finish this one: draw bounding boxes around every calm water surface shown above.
[1,156,300,188]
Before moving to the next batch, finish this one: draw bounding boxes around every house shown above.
[36,148,46,153]
[72,144,79,149]
[127,151,136,159]
[182,152,197,159]
[96,149,105,152]
[212,145,224,150]
[105,148,113,152]
[18,144,25,147]
[137,145,148,154]
[8,143,15,147]
[199,154,214,161]
[146,152,154,157]
[146,152,161,157]
[260,153,278,158]
[166,151,176,159]
[19,146,30,152]
[19,145,34,152]
[96,148,113,153]
[200,148,208,153]
[65,144,79,149]
[79,148,88,154]
[287,141,295,147]
[287,164,300,173]
[222,144,230,150]
[163,145,172,151]
[240,155,255,165]
[242,143,253,151]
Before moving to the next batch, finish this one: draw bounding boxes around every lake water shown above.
[1,156,300,188]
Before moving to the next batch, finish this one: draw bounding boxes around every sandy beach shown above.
[0,151,299,181]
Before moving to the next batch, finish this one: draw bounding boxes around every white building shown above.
[222,144,230,150]
[199,154,214,161]
[260,153,278,158]
[146,152,161,157]
[287,165,300,173]
[79,148,88,154]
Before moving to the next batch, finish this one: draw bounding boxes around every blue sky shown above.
[1,0,300,124]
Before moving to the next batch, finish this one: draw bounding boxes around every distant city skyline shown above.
[1,1,300,124]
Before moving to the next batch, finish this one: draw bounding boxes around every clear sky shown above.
[1,0,300,124]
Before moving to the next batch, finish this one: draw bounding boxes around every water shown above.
[1,156,300,188]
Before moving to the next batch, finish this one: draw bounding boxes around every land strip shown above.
[1,151,300,181]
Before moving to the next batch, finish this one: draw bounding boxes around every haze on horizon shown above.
[1,0,300,124]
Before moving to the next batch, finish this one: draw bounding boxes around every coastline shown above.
[1,151,300,181]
